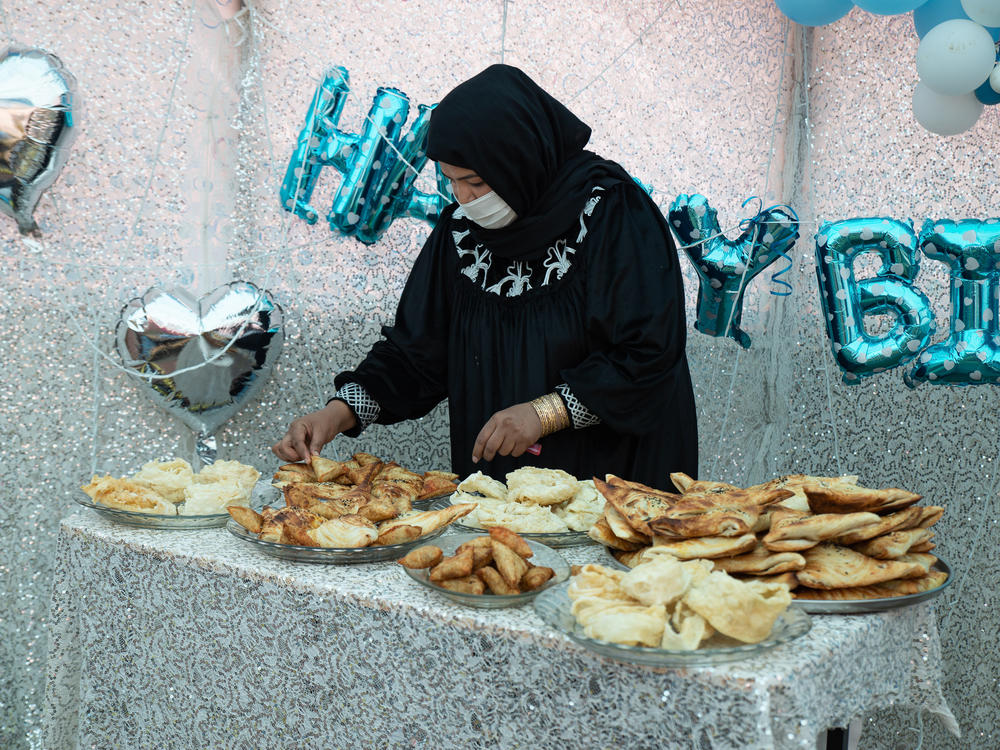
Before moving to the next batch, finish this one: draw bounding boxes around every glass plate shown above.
[430,497,596,548]
[790,559,953,614]
[411,490,455,511]
[534,581,812,667]
[74,480,278,529]
[403,532,571,608]
[225,514,450,564]
[604,547,953,615]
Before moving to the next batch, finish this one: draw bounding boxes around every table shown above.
[43,513,958,750]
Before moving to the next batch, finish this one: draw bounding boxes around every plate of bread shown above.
[399,529,570,608]
[78,458,271,529]
[589,472,950,614]
[534,556,811,666]
[227,452,474,562]
[438,467,605,548]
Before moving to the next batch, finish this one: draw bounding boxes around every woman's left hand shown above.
[472,402,542,463]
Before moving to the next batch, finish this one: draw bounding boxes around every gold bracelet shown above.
[530,393,571,438]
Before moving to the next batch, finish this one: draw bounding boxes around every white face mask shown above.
[459,190,518,229]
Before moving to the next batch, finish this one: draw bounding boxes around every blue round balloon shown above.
[855,0,925,14]
[913,0,1000,41]
[774,0,853,26]
[974,77,1000,104]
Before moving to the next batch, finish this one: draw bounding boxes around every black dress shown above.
[335,179,698,490]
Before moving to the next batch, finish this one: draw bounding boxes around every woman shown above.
[273,64,697,488]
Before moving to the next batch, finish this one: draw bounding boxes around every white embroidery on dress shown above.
[576,190,603,243]
[542,238,575,286]
[458,244,491,284]
[453,186,603,297]
[486,261,532,297]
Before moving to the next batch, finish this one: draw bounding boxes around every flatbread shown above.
[732,571,799,589]
[668,472,738,495]
[747,474,860,512]
[588,517,648,551]
[832,506,924,545]
[851,528,934,560]
[649,532,757,560]
[796,543,926,589]
[648,497,759,538]
[594,475,679,536]
[603,505,651,545]
[762,511,882,552]
[915,506,945,529]
[792,569,948,600]
[804,485,922,515]
[684,572,792,643]
[710,544,806,575]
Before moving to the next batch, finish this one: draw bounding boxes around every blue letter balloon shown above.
[908,219,1000,385]
[669,194,799,349]
[815,218,935,383]
[280,67,451,244]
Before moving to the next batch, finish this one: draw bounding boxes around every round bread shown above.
[505,467,578,506]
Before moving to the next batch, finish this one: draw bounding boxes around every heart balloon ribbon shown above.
[669,194,800,348]
[115,281,284,462]
[0,45,79,235]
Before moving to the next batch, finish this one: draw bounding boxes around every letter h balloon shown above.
[280,67,451,244]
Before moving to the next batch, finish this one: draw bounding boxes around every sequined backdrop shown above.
[0,1,996,748]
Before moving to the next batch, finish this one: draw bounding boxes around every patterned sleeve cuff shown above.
[330,381,381,432]
[554,383,601,430]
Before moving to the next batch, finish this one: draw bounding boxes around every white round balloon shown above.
[912,82,984,135]
[961,0,1000,27]
[916,19,997,94]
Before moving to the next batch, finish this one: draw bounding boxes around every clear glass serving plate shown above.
[603,546,953,615]
[225,516,450,564]
[402,532,571,608]
[534,581,812,667]
[430,497,596,548]
[74,480,278,530]
[790,559,953,614]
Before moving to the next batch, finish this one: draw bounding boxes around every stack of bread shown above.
[450,467,605,533]
[589,472,947,601]
[82,458,261,516]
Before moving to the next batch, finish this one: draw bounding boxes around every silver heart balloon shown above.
[116,282,284,456]
[0,45,79,235]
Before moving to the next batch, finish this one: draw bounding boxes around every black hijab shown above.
[426,64,633,259]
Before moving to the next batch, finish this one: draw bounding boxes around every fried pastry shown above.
[227,505,264,534]
[439,575,485,595]
[376,503,476,538]
[684,572,792,643]
[603,504,651,544]
[521,566,555,591]
[397,545,443,569]
[309,455,345,483]
[308,514,378,548]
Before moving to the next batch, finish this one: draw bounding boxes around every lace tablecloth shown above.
[42,513,957,750]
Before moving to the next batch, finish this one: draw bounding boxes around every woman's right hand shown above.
[271,400,358,462]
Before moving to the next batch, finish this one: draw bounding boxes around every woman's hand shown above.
[272,400,358,462]
[472,402,542,463]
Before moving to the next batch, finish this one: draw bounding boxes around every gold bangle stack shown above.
[530,392,571,438]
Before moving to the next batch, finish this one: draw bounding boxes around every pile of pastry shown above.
[450,467,605,534]
[568,555,792,649]
[590,472,946,601]
[274,451,458,503]
[228,452,472,548]
[398,528,556,595]
[82,458,260,516]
